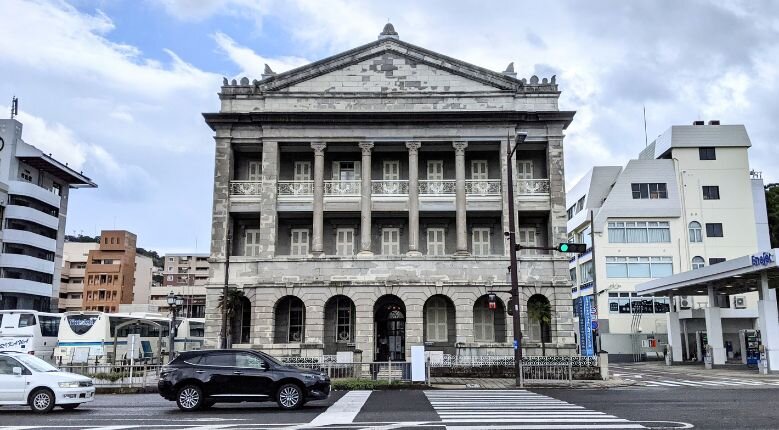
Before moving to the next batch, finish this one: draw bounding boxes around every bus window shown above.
[18,314,36,328]
[67,315,99,335]
[38,315,60,337]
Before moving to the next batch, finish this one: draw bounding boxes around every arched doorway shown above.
[374,295,405,361]
[323,295,356,355]
[274,296,305,343]
[231,296,252,345]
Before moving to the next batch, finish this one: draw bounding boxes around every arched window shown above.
[424,296,449,342]
[692,256,705,270]
[473,295,506,343]
[527,294,552,344]
[689,222,703,243]
[274,296,305,343]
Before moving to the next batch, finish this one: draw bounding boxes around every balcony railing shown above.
[516,179,550,195]
[419,180,456,195]
[324,180,360,196]
[371,180,409,195]
[465,180,501,196]
[277,181,313,196]
[230,180,262,196]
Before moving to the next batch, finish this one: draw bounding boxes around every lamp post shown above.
[506,131,527,386]
[167,292,183,362]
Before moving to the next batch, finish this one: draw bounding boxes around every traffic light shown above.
[506,297,515,316]
[557,243,587,253]
[488,293,497,310]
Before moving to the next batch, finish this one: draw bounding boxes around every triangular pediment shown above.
[259,39,522,94]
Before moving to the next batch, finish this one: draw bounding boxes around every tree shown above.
[217,288,246,347]
[527,296,552,356]
[766,183,779,248]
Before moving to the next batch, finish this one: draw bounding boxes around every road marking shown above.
[307,390,371,427]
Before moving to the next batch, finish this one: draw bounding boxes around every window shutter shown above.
[332,162,340,180]
[354,160,361,181]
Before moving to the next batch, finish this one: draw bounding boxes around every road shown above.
[0,384,778,429]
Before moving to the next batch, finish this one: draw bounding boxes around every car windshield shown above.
[259,352,282,366]
[14,354,59,372]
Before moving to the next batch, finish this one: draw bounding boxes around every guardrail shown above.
[284,361,412,382]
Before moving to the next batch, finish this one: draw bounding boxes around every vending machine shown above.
[739,329,761,365]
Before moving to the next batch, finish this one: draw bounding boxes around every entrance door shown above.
[375,303,406,361]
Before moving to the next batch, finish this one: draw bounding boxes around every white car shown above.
[0,351,95,413]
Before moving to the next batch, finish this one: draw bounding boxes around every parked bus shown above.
[0,310,62,362]
[174,318,204,352]
[54,311,171,364]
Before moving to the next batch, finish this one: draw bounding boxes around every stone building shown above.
[203,24,577,360]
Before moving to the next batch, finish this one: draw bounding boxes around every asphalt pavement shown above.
[0,384,778,429]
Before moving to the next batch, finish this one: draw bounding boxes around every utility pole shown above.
[507,131,527,386]
[220,226,232,349]
[589,209,600,353]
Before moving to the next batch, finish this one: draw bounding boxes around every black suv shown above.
[158,349,330,411]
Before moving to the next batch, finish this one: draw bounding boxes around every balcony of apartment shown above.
[515,147,551,211]
[0,278,53,297]
[0,244,55,274]
[4,204,59,231]
[2,228,57,252]
[8,180,62,209]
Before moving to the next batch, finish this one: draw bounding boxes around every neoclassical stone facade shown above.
[203,24,577,360]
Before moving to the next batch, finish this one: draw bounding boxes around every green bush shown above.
[89,372,127,382]
[331,379,395,390]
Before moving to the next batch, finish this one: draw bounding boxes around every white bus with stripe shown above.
[0,310,62,362]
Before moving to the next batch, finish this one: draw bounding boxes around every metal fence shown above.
[281,360,413,383]
[58,363,163,388]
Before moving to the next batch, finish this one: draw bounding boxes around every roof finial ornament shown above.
[503,62,517,78]
[262,64,276,80]
[379,22,399,40]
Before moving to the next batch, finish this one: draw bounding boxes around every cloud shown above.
[212,32,310,77]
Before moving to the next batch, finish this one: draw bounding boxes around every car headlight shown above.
[303,374,325,381]
[59,381,80,388]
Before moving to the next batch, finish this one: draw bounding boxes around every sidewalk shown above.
[615,360,779,380]
[429,376,635,389]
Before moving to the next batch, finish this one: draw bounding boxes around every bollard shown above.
[599,352,610,381]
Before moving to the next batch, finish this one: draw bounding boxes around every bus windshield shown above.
[66,315,99,335]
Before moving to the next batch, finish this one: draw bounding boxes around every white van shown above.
[0,311,61,362]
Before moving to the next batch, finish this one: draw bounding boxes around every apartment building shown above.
[567,121,769,361]
[149,253,209,318]
[202,24,578,360]
[59,241,98,311]
[79,231,153,312]
[0,118,96,311]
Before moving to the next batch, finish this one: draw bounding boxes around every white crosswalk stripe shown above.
[424,390,645,429]
[631,377,779,388]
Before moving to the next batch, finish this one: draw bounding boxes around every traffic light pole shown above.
[506,132,525,387]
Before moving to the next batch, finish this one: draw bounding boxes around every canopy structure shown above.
[636,250,779,372]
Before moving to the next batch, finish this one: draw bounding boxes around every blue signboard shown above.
[578,296,594,357]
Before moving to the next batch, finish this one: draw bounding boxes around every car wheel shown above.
[276,383,303,410]
[29,388,55,413]
[61,404,80,410]
[176,385,204,412]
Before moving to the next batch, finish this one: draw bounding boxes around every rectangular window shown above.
[470,160,488,180]
[335,297,353,342]
[427,160,444,180]
[336,228,355,256]
[567,206,574,220]
[705,223,724,237]
[576,196,585,212]
[293,161,311,181]
[606,256,673,278]
[702,186,720,200]
[699,147,716,160]
[608,221,670,243]
[244,229,261,257]
[473,304,494,342]
[631,183,668,199]
[338,162,356,181]
[288,302,304,343]
[579,260,593,283]
[426,228,446,256]
[381,228,400,255]
[517,160,534,180]
[471,228,491,256]
[517,226,538,255]
[425,297,448,342]
[247,160,261,181]
[290,229,309,256]
[51,183,62,196]
[709,257,726,265]
[382,161,400,180]
[570,268,577,285]
[21,169,32,182]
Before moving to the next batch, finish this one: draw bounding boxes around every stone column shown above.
[311,141,327,257]
[358,141,374,256]
[259,141,279,258]
[453,141,469,255]
[406,141,422,256]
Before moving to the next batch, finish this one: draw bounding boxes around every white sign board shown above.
[336,351,353,363]
[72,347,90,363]
[411,345,426,382]
[128,334,141,359]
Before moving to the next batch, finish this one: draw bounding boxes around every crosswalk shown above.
[611,369,779,388]
[424,390,645,429]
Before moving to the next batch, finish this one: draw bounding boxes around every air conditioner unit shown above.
[734,296,747,309]
[680,296,691,309]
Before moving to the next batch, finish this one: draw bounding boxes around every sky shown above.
[1,0,778,254]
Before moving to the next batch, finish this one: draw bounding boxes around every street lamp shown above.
[167,292,183,362]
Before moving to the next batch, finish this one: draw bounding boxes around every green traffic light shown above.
[560,243,569,252]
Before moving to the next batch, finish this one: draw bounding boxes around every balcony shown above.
[516,179,550,195]
[0,253,55,274]
[8,180,61,208]
[324,180,360,196]
[5,205,59,230]
[230,180,262,197]
[371,180,409,196]
[3,229,57,252]
[0,278,53,297]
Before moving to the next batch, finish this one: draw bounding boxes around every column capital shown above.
[406,141,422,154]
[358,141,374,154]
[453,141,468,155]
[311,141,327,154]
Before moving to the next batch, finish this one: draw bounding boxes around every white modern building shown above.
[0,119,96,311]
[567,121,769,361]
[150,253,209,318]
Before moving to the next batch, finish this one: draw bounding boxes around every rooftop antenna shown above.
[10,96,18,119]
[643,105,648,147]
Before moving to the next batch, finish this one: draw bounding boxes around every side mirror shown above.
[261,362,270,371]
[12,367,22,376]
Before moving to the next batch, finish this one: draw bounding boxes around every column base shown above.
[406,250,422,257]
[454,250,470,256]
[356,250,374,258]
[311,251,324,258]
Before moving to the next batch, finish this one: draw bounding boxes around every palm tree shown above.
[217,288,246,347]
[527,296,552,356]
